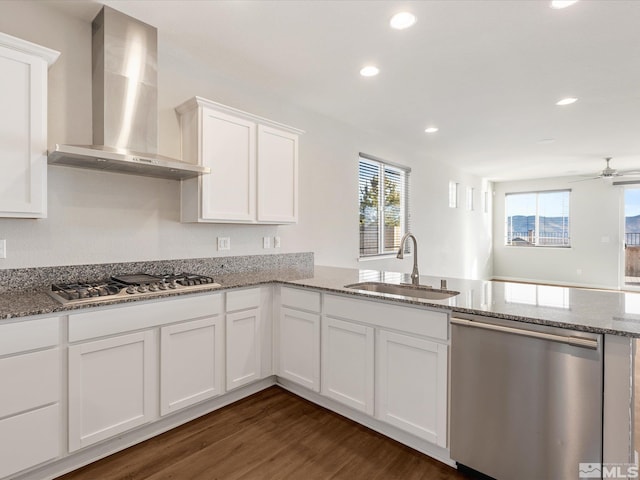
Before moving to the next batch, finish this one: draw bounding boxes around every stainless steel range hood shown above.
[48,6,208,180]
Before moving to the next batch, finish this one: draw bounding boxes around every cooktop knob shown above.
[169,280,178,289]
[126,285,137,294]
[148,283,159,292]
[158,282,168,290]
[137,284,149,293]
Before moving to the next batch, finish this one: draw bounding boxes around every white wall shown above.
[0,1,492,280]
[493,176,622,289]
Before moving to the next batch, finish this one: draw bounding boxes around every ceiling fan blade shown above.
[569,176,602,183]
[619,170,640,176]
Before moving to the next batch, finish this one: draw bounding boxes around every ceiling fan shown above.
[571,157,640,183]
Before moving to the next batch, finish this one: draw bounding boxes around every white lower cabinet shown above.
[376,329,448,447]
[226,305,262,391]
[0,317,61,478]
[317,293,450,449]
[321,316,375,414]
[279,307,320,391]
[0,404,60,478]
[68,330,156,452]
[226,288,262,390]
[160,316,225,415]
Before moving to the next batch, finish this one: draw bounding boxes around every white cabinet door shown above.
[0,347,60,478]
[160,316,225,416]
[321,316,374,414]
[200,108,256,222]
[68,331,156,451]
[0,34,58,218]
[0,348,58,418]
[0,404,59,478]
[177,97,301,224]
[257,125,298,223]
[226,308,261,390]
[279,307,320,391]
[376,330,448,447]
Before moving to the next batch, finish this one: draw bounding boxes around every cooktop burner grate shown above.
[49,273,221,305]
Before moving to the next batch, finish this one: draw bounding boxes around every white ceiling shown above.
[49,0,640,181]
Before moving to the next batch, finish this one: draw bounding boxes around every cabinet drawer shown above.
[69,293,222,342]
[0,404,59,478]
[227,288,261,312]
[324,294,448,341]
[0,348,58,418]
[0,317,59,356]
[281,287,320,313]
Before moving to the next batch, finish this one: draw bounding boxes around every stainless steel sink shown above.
[344,282,460,300]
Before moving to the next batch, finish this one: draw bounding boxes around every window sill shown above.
[359,253,410,262]
[503,245,572,249]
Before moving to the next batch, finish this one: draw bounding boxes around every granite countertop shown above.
[3,264,640,338]
[0,268,306,320]
[288,266,640,337]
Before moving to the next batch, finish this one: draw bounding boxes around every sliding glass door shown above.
[624,188,640,287]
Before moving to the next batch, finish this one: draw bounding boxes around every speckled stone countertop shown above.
[285,266,640,338]
[3,262,640,338]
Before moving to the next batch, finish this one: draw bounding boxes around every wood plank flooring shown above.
[57,386,472,480]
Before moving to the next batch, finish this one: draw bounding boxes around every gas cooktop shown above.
[49,273,221,305]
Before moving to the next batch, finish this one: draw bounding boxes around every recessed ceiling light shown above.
[556,97,578,106]
[360,65,380,77]
[550,0,578,9]
[424,127,439,134]
[390,12,417,30]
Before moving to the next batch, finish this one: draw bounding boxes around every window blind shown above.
[359,154,410,257]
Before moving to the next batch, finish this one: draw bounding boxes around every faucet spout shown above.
[397,232,419,286]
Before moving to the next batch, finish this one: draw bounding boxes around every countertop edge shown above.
[1,269,638,338]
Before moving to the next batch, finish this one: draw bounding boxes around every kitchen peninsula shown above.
[0,254,637,479]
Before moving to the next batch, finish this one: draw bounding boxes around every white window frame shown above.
[358,153,410,258]
[504,189,571,247]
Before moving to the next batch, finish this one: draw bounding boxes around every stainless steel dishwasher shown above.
[450,313,603,480]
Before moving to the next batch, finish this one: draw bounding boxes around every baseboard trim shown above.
[15,375,455,479]
[491,275,618,291]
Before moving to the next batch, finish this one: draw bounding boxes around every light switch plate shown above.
[274,236,281,248]
[217,237,230,251]
[0,239,5,259]
[263,236,271,249]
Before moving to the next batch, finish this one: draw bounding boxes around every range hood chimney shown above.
[48,6,209,180]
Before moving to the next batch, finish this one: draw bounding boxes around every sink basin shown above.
[344,282,460,300]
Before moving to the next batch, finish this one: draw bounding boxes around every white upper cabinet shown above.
[196,108,256,222]
[257,125,298,223]
[0,33,59,218]
[177,96,302,224]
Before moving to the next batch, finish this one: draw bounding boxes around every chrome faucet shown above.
[397,233,419,286]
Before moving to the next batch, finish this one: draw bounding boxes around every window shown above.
[505,189,570,247]
[466,186,475,211]
[359,154,410,257]
[449,181,458,208]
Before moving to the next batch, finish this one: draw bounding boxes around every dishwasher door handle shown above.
[450,317,599,350]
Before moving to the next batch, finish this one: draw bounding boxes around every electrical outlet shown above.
[0,240,5,259]
[274,236,281,248]
[263,236,272,249]
[217,237,230,251]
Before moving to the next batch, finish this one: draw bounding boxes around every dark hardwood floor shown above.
[57,386,473,479]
